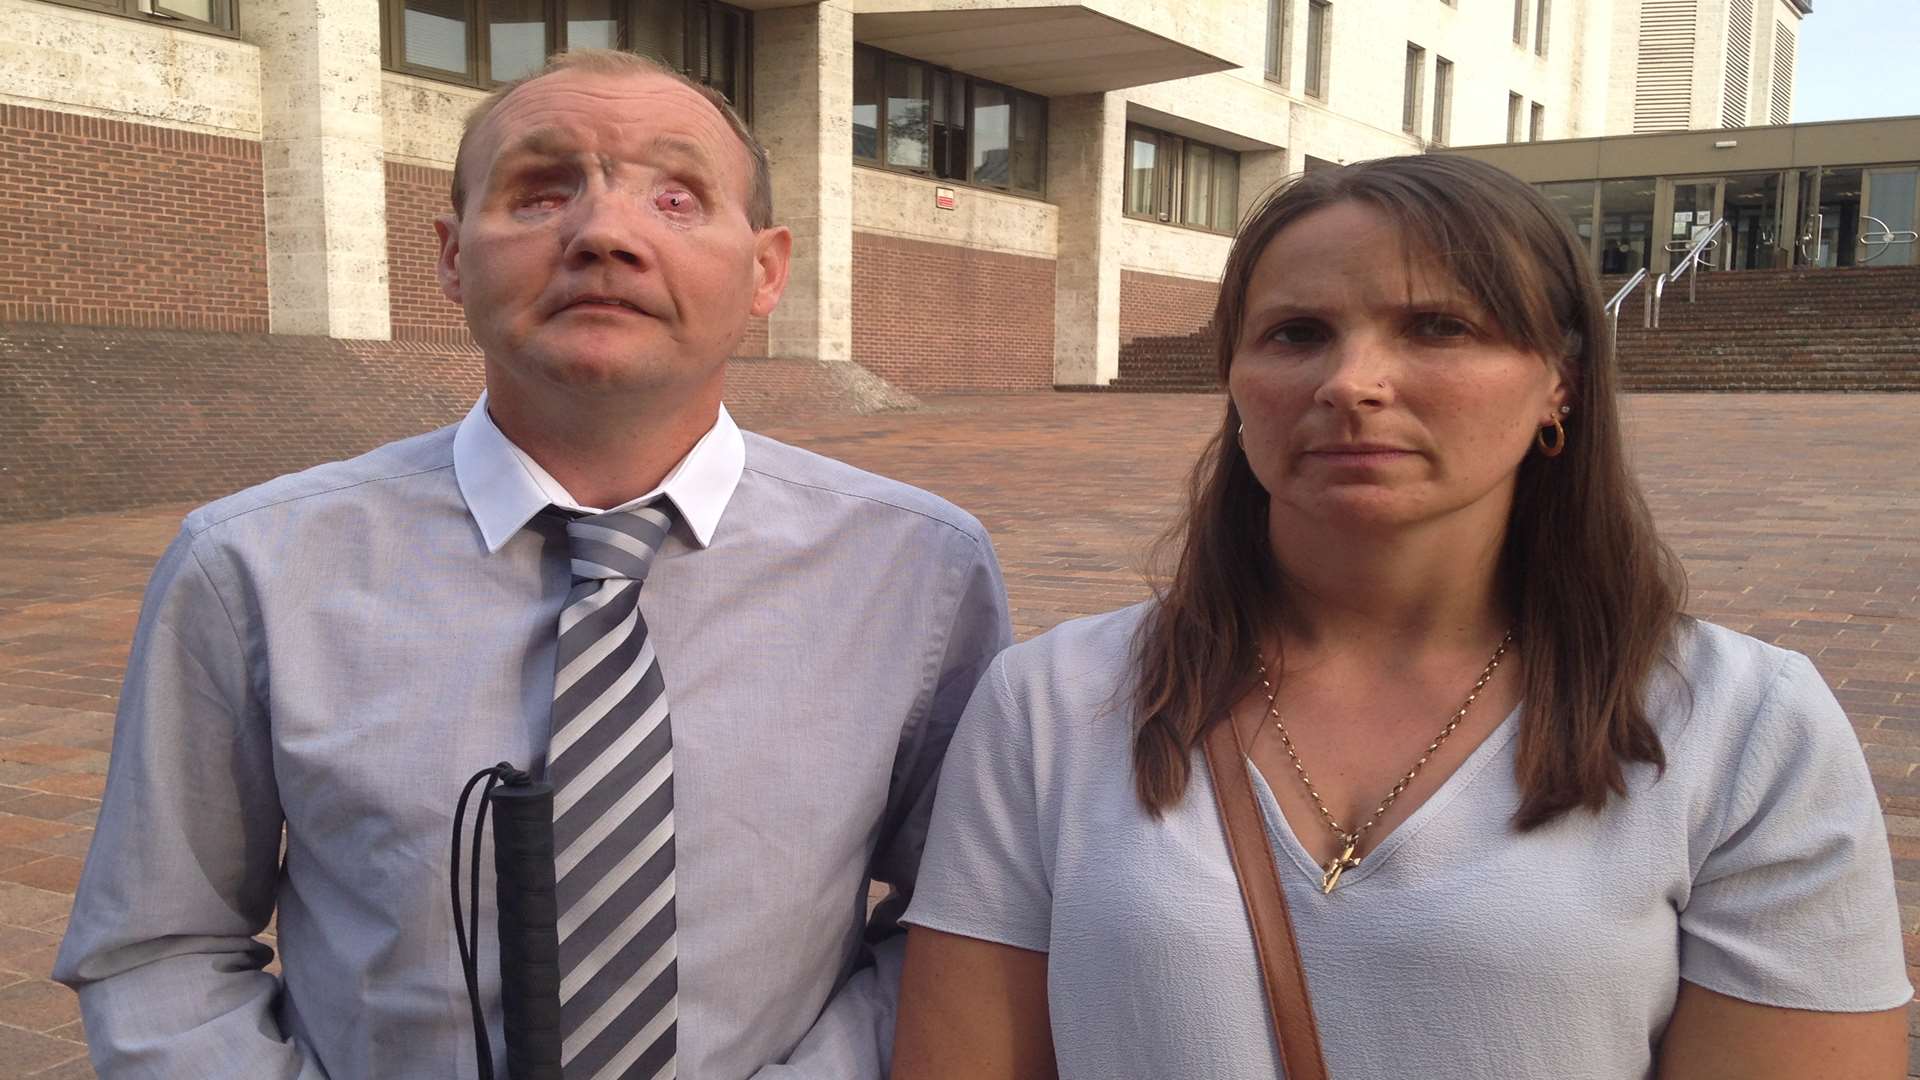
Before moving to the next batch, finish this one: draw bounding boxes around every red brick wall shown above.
[0,324,485,520]
[1119,270,1217,344]
[851,232,1054,392]
[0,323,919,520]
[385,162,473,345]
[739,314,769,357]
[0,105,267,332]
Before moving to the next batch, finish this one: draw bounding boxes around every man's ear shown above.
[435,214,464,306]
[749,226,793,317]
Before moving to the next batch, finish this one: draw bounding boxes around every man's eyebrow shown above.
[646,135,718,174]
[495,127,579,163]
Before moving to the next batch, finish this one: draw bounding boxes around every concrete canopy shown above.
[851,6,1237,96]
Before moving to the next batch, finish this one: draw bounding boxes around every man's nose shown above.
[562,186,650,270]
[1314,334,1396,410]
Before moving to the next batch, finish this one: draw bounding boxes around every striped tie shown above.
[549,505,678,1080]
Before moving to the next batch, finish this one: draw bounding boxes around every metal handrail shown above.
[1651,217,1727,328]
[1859,214,1919,264]
[1602,268,1651,359]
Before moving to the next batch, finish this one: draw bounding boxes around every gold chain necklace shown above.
[1256,629,1512,894]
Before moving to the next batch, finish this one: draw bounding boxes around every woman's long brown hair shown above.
[1131,154,1685,830]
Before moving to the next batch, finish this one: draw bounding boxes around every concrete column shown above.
[1049,92,1125,386]
[754,1,854,362]
[238,0,392,338]
[1239,148,1294,214]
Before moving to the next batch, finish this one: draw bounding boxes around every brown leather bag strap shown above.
[1204,717,1331,1080]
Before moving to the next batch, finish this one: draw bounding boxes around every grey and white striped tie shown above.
[549,504,678,1080]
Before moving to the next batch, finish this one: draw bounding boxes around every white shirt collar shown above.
[453,392,744,553]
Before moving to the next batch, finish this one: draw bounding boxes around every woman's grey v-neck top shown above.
[903,603,1910,1080]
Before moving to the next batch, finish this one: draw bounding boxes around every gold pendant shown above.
[1320,835,1361,894]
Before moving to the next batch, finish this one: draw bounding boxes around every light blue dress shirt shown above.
[55,397,1012,1079]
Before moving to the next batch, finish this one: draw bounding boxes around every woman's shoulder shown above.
[993,600,1153,694]
[1655,616,1856,775]
[964,601,1153,768]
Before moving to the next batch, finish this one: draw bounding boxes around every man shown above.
[54,50,1010,1078]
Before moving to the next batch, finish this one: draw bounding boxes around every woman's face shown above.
[1228,201,1568,545]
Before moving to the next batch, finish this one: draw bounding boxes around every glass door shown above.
[1667,179,1721,268]
[1721,172,1783,269]
[1862,167,1920,266]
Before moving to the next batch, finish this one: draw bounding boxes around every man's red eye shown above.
[658,191,695,211]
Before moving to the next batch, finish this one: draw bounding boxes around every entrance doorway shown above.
[1796,165,1920,267]
[1657,173,1784,273]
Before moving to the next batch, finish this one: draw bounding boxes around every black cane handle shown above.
[491,777,563,1080]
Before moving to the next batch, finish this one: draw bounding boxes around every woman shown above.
[891,155,1909,1079]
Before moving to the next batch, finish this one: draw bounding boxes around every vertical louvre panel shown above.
[1634,0,1694,133]
[1771,23,1795,124]
[1723,0,1753,127]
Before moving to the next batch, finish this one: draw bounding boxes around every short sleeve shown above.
[1678,651,1913,1011]
[901,652,1053,953]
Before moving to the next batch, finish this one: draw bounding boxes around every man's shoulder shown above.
[737,430,988,547]
[181,425,459,543]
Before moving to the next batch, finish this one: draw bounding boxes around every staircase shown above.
[1102,324,1220,392]
[1097,266,1920,393]
[1607,265,1920,391]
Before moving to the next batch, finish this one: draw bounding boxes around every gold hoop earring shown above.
[1536,416,1566,458]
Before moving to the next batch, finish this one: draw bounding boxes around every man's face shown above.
[436,70,789,423]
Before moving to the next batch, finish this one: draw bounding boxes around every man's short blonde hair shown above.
[450,49,773,229]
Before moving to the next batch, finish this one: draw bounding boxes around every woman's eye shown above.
[1414,314,1473,338]
[1269,322,1327,346]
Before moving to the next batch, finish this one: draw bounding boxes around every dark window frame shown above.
[1403,43,1425,135]
[40,0,238,36]
[1431,56,1453,147]
[1304,0,1331,100]
[851,43,1048,199]
[1264,0,1290,86]
[1122,123,1241,236]
[1530,101,1546,141]
[379,0,752,117]
[1508,92,1524,143]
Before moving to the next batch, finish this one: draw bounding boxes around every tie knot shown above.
[564,504,673,584]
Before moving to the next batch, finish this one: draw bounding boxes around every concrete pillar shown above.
[1050,92,1125,386]
[238,0,392,338]
[1239,148,1295,213]
[754,1,854,362]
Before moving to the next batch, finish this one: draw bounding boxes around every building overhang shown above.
[1125,103,1278,153]
[1786,0,1812,15]
[852,6,1237,97]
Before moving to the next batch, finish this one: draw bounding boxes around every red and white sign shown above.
[934,186,957,211]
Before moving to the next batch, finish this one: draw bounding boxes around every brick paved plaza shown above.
[0,391,1916,1075]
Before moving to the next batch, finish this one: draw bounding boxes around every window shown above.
[1304,0,1330,99]
[1507,92,1523,143]
[852,45,1047,197]
[1512,0,1526,45]
[1431,57,1453,146]
[50,0,237,33]
[1534,0,1550,56]
[1403,45,1425,135]
[1530,102,1545,141]
[1123,125,1240,233]
[1265,0,1290,85]
[382,0,751,107]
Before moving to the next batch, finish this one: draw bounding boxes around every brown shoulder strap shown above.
[1203,718,1331,1080]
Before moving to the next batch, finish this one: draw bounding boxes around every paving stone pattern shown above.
[0,392,1915,1076]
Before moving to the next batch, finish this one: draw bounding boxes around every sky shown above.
[1793,0,1920,122]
